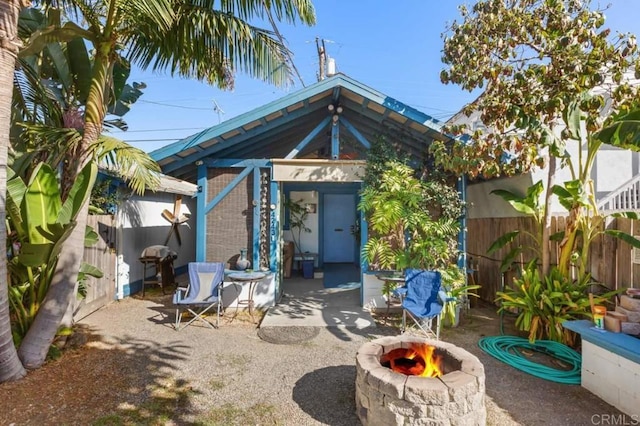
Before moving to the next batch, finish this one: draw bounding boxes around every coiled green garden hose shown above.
[478,335,582,385]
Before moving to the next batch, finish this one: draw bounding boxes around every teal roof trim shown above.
[151,73,446,164]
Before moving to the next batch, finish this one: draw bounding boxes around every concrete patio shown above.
[259,274,376,329]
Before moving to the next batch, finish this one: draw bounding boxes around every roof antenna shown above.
[212,99,225,124]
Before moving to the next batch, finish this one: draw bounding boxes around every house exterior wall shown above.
[595,145,637,196]
[467,173,535,219]
[206,168,254,267]
[116,192,196,298]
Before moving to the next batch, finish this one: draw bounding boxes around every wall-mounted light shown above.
[327,104,335,112]
[336,105,344,114]
[195,160,204,166]
[332,114,339,124]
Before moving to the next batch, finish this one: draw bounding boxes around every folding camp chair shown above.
[173,262,224,330]
[393,269,452,340]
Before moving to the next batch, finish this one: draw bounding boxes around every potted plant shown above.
[440,265,481,327]
[285,198,314,278]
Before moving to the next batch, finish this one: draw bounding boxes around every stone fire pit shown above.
[355,335,486,426]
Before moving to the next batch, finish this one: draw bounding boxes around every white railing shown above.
[597,174,640,213]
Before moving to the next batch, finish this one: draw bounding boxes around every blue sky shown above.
[113,0,640,153]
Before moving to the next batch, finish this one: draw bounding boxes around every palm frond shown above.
[91,136,161,195]
[18,124,83,168]
[219,0,315,25]
[124,5,295,88]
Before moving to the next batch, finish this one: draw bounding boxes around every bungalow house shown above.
[149,73,460,310]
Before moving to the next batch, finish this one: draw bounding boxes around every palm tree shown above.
[14,0,315,370]
[0,0,28,382]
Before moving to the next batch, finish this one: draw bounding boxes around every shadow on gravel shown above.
[0,325,203,425]
[293,365,360,425]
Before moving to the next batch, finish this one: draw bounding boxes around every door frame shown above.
[282,182,361,268]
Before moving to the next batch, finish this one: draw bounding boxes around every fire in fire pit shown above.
[356,336,486,425]
[380,344,443,377]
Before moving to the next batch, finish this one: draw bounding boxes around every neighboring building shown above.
[449,95,640,220]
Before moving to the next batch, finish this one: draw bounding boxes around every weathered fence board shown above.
[467,216,639,304]
[75,215,116,320]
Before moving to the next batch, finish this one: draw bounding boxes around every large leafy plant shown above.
[497,262,621,347]
[440,266,480,326]
[6,161,100,346]
[360,161,460,272]
[487,180,547,273]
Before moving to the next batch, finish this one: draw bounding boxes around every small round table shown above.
[227,271,267,323]
[375,272,406,312]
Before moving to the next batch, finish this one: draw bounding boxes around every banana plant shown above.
[6,161,101,344]
[487,180,547,273]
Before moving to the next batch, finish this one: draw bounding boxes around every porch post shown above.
[457,175,468,280]
[270,179,280,300]
[331,116,340,159]
[196,162,207,261]
[253,166,261,269]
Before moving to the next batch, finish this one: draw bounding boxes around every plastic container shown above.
[302,259,314,279]
[593,305,606,329]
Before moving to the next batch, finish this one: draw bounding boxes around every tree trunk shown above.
[17,36,110,369]
[17,197,89,368]
[541,155,556,276]
[0,0,27,382]
[17,127,95,368]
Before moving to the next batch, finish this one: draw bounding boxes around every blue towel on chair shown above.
[402,269,443,318]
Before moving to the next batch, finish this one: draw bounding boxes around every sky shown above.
[112,0,640,154]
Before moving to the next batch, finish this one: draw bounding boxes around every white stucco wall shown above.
[596,147,635,193]
[116,192,197,297]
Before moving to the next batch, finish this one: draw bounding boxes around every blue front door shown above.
[323,193,356,262]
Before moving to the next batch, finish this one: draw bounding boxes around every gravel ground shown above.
[1,294,627,425]
[83,295,626,426]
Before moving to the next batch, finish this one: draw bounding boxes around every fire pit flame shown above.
[380,343,443,377]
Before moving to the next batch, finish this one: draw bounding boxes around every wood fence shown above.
[467,216,639,304]
[75,215,117,320]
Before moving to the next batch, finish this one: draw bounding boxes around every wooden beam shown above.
[285,116,331,159]
[340,116,371,149]
[331,116,340,159]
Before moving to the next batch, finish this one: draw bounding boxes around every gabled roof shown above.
[151,73,452,180]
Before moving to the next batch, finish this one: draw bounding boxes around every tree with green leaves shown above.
[434,0,640,278]
[2,0,316,375]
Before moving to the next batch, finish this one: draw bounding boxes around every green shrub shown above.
[497,263,621,347]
